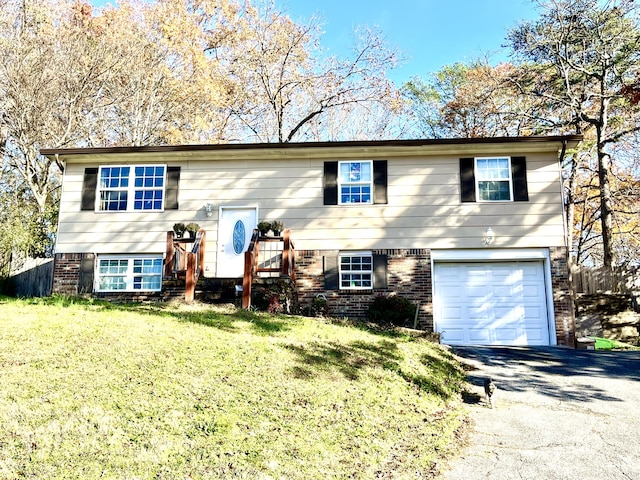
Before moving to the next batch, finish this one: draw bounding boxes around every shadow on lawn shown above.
[286,337,464,399]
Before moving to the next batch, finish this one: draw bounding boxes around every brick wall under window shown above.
[296,249,433,330]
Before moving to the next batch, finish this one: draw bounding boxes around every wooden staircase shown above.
[162,228,297,309]
[242,228,296,310]
[164,229,206,302]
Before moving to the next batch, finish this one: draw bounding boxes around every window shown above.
[96,255,163,292]
[338,161,373,204]
[339,252,373,289]
[475,157,512,201]
[98,165,166,211]
[323,160,387,205]
[459,156,528,203]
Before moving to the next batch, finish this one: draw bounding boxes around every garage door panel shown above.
[523,328,546,342]
[494,305,523,323]
[440,285,465,299]
[468,329,491,343]
[523,305,545,320]
[435,260,550,346]
[437,264,463,278]
[442,306,463,320]
[442,329,465,343]
[495,329,519,342]
[467,285,489,298]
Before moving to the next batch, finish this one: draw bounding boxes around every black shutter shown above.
[373,254,388,289]
[78,254,95,294]
[511,156,529,202]
[166,166,180,210]
[324,254,339,290]
[460,158,476,203]
[323,162,338,205]
[81,168,98,211]
[373,160,388,204]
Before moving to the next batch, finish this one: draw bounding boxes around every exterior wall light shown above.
[204,203,215,217]
[483,227,495,246]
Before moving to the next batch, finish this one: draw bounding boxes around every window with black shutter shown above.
[460,156,528,203]
[323,252,388,290]
[324,160,387,205]
[80,165,180,211]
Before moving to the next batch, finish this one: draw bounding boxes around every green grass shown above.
[0,295,467,479]
[589,336,640,350]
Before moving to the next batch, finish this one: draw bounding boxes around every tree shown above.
[403,61,542,138]
[0,0,113,259]
[507,0,640,266]
[204,1,403,142]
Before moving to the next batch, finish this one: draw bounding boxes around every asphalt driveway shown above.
[442,346,640,480]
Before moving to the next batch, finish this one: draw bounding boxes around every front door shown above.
[217,206,258,277]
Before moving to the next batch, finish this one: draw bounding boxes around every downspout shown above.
[53,154,64,255]
[50,153,65,296]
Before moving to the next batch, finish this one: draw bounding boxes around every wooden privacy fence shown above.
[10,258,54,297]
[571,265,640,295]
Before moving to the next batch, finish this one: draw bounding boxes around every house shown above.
[42,135,582,347]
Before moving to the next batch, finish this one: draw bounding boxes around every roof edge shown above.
[41,135,583,158]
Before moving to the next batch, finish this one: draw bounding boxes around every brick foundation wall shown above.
[549,246,576,347]
[52,253,87,295]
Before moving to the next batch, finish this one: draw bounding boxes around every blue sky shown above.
[277,0,540,84]
[91,0,540,85]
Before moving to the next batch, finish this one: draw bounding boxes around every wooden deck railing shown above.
[242,228,295,309]
[165,229,206,302]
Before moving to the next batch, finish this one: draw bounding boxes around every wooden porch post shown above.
[185,253,195,302]
[165,231,175,277]
[282,228,291,276]
[242,250,252,309]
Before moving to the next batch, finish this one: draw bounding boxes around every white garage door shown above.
[434,261,550,346]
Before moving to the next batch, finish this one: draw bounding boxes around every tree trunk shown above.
[598,149,614,266]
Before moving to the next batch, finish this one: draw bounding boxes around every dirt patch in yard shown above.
[575,293,640,346]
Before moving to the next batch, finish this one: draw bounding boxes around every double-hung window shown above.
[475,157,513,201]
[339,251,373,289]
[98,165,166,211]
[96,255,163,292]
[338,161,373,204]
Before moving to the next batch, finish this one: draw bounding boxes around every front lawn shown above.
[0,296,467,479]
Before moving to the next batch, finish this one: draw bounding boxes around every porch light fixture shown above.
[483,227,495,246]
[204,203,215,217]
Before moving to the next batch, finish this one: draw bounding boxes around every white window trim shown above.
[95,254,163,292]
[97,164,167,212]
[339,250,374,290]
[338,160,374,205]
[474,157,513,202]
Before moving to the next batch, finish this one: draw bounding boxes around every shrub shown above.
[251,283,296,314]
[302,295,329,317]
[368,294,417,327]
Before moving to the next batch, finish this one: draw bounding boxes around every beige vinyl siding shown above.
[56,150,566,276]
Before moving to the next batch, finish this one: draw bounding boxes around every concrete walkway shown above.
[442,346,640,480]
